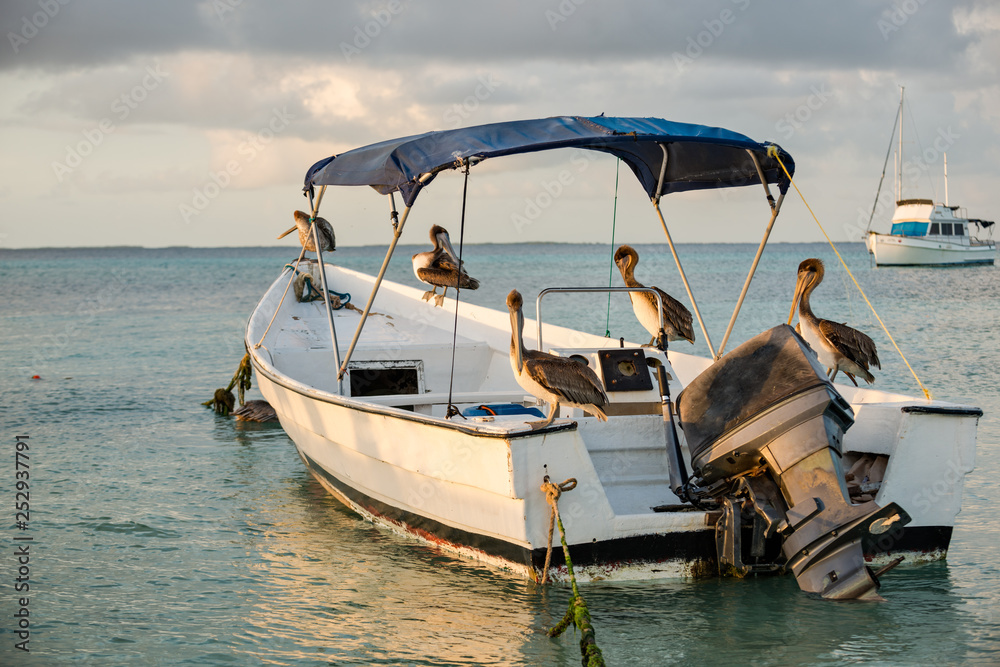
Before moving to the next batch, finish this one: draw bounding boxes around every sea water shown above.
[0,243,997,666]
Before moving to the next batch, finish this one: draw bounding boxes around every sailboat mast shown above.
[897,86,904,203]
[944,152,949,207]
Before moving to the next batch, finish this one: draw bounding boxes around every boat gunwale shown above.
[868,231,996,247]
[247,337,580,440]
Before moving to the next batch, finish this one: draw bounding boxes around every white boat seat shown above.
[362,390,535,408]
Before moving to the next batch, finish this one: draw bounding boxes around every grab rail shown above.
[535,286,665,353]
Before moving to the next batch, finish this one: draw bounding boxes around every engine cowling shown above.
[676,325,909,600]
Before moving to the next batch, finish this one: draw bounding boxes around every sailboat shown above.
[865,89,995,266]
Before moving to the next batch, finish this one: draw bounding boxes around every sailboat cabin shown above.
[890,199,969,239]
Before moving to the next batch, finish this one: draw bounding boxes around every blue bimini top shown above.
[304,115,793,206]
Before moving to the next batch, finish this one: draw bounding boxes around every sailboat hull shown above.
[868,232,995,266]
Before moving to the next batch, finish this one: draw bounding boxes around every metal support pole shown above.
[308,186,344,394]
[747,148,776,212]
[716,178,786,360]
[652,200,716,358]
[336,185,425,381]
[254,245,306,349]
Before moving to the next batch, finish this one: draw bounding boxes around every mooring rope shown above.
[286,264,352,308]
[541,476,605,667]
[203,352,252,415]
[768,146,933,400]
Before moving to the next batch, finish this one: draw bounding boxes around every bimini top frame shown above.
[297,115,795,387]
[305,115,792,206]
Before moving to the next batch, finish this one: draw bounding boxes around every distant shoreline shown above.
[0,241,867,252]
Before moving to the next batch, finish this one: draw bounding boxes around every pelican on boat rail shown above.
[246,116,980,600]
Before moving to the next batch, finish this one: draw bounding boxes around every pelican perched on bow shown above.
[613,245,694,346]
[277,210,335,253]
[507,290,609,429]
[412,225,479,306]
[788,258,880,385]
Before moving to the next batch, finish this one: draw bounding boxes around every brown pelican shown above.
[232,400,278,422]
[412,225,479,306]
[507,290,609,429]
[613,245,694,346]
[788,258,881,386]
[277,210,335,253]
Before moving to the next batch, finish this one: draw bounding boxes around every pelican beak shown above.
[277,226,297,240]
[509,308,524,373]
[439,231,460,263]
[788,275,805,325]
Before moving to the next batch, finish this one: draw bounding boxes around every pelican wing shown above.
[631,287,694,342]
[315,218,336,251]
[819,319,881,371]
[653,287,695,342]
[433,253,461,271]
[415,267,480,290]
[523,355,609,407]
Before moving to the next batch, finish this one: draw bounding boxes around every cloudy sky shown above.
[1,0,997,249]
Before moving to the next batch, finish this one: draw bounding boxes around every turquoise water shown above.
[1,243,997,665]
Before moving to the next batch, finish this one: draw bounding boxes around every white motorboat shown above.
[865,89,996,266]
[867,198,995,266]
[246,116,980,600]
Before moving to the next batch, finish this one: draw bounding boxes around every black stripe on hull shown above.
[299,450,953,577]
[902,405,983,417]
[301,450,534,566]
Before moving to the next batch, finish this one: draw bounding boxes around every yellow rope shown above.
[768,146,932,401]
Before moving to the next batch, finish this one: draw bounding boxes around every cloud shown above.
[0,0,998,248]
[1,1,981,72]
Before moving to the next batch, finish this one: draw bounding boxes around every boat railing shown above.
[535,286,666,353]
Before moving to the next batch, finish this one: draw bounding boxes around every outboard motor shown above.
[675,325,909,600]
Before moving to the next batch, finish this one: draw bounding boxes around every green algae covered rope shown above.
[542,476,606,667]
[203,352,252,415]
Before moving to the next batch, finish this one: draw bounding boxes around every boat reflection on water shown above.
[538,565,975,665]
[231,467,980,666]
[229,471,557,666]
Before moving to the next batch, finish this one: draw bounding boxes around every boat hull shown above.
[251,348,964,583]
[252,360,718,582]
[868,232,995,266]
[246,265,978,584]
